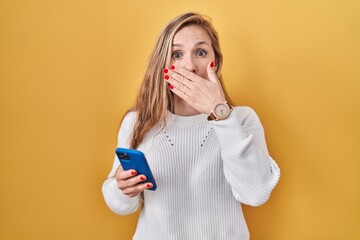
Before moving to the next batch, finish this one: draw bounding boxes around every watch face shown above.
[214,103,230,119]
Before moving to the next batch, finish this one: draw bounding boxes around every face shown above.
[170,25,215,80]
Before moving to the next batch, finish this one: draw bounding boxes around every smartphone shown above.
[115,148,157,191]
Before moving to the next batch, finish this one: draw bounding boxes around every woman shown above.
[102,12,280,240]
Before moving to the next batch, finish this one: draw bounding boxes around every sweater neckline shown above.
[166,110,208,126]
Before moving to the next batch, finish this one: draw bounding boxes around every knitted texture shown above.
[102,106,280,240]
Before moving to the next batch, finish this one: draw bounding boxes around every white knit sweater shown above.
[102,106,280,240]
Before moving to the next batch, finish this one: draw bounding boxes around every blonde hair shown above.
[129,12,233,149]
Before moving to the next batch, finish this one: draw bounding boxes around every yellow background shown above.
[1,0,359,239]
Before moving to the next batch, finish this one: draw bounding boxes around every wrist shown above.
[207,102,233,121]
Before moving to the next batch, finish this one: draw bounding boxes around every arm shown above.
[102,112,141,215]
[211,106,280,206]
[164,63,280,206]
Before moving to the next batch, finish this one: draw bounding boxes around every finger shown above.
[165,72,193,91]
[165,75,190,92]
[168,66,201,83]
[207,61,219,83]
[115,168,137,181]
[169,85,191,102]
[123,182,154,197]
[118,174,147,190]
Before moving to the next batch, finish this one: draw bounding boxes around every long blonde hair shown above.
[129,12,233,149]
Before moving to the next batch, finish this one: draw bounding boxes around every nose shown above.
[182,56,197,73]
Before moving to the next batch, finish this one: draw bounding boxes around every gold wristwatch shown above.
[207,102,233,121]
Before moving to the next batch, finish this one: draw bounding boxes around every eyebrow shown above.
[172,41,209,47]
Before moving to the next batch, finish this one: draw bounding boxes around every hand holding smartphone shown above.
[115,148,157,191]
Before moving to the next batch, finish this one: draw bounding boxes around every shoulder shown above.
[120,111,138,127]
[116,111,138,144]
[232,106,263,129]
[118,111,137,134]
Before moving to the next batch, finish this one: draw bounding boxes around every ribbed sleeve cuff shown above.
[102,178,140,215]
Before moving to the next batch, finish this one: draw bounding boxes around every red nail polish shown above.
[210,61,215,68]
[163,68,168,74]
[164,75,169,80]
[169,85,174,89]
[170,65,175,70]
[146,184,152,188]
[131,171,137,176]
[140,176,146,181]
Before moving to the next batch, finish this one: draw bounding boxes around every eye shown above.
[196,49,207,57]
[172,51,182,59]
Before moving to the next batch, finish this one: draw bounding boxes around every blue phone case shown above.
[115,148,157,191]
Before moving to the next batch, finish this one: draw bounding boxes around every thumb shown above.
[207,61,219,83]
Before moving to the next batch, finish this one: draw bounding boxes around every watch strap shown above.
[207,112,217,121]
[207,102,233,121]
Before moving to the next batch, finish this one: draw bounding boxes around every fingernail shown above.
[169,85,174,89]
[210,61,215,68]
[131,171,137,176]
[140,176,146,181]
[170,65,175,70]
[164,75,169,80]
[146,184,152,188]
[163,68,169,74]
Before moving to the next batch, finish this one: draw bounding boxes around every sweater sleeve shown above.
[102,112,141,215]
[211,106,280,207]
